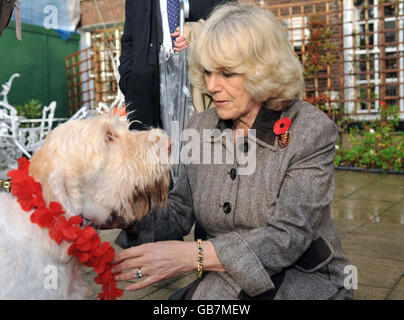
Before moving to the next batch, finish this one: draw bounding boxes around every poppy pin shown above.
[273,112,299,149]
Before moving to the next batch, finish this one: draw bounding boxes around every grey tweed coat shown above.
[116,100,354,300]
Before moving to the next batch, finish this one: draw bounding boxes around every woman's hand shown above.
[111,241,197,291]
[171,31,189,52]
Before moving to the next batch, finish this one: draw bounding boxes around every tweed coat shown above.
[116,100,354,300]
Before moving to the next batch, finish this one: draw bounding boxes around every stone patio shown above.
[85,170,404,300]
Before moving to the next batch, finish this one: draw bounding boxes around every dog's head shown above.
[29,115,172,227]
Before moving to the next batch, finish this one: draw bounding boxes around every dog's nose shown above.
[146,131,173,164]
[158,135,172,157]
[167,137,173,156]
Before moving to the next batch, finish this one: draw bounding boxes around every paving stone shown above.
[376,211,404,225]
[348,187,404,203]
[352,284,390,300]
[347,220,404,244]
[342,231,404,261]
[140,288,176,300]
[331,198,393,214]
[346,254,403,290]
[385,275,404,300]
[394,276,404,291]
[333,218,368,235]
[120,286,164,300]
[331,206,379,223]
[383,199,404,215]
[385,289,404,300]
[164,272,198,291]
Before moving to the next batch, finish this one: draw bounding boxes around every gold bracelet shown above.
[197,239,203,278]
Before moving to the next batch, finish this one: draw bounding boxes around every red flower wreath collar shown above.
[7,157,123,300]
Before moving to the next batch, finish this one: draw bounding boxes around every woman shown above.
[111,3,354,300]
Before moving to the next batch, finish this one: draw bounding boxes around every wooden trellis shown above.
[91,27,123,108]
[260,0,404,118]
[66,26,123,115]
[66,47,96,115]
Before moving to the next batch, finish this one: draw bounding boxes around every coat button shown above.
[223,202,232,214]
[239,141,249,153]
[210,129,221,139]
[229,168,237,180]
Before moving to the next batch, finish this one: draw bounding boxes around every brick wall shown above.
[241,0,316,5]
[80,0,125,27]
[79,0,305,27]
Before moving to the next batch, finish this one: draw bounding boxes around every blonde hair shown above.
[189,3,304,110]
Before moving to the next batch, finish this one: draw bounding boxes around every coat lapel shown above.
[210,106,282,152]
[249,107,281,151]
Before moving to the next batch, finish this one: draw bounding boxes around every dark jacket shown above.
[118,0,233,130]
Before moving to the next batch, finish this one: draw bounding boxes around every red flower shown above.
[49,202,65,217]
[93,242,111,257]
[49,216,70,244]
[9,174,44,211]
[273,117,292,135]
[31,207,55,228]
[94,261,108,275]
[69,215,83,225]
[380,101,387,110]
[75,226,97,251]
[8,157,30,176]
[63,224,81,242]
[102,247,115,264]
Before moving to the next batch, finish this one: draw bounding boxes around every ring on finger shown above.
[134,268,143,279]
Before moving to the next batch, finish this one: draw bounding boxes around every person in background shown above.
[118,0,233,131]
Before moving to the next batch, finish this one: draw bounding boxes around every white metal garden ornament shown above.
[0,73,26,165]
[0,73,58,177]
[0,73,57,158]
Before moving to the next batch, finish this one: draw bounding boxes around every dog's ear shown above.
[30,138,83,215]
[47,167,83,215]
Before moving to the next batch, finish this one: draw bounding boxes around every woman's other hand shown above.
[112,240,225,291]
[172,31,189,52]
[111,241,196,291]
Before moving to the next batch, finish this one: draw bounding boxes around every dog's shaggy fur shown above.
[0,115,171,299]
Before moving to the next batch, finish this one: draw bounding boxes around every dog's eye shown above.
[105,135,113,142]
[105,131,115,142]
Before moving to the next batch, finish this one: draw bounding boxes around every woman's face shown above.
[204,69,260,123]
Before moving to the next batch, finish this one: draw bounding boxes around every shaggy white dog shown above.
[0,115,171,299]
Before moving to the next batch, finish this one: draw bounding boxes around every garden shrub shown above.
[335,102,404,172]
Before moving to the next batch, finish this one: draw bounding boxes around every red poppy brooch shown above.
[273,112,299,149]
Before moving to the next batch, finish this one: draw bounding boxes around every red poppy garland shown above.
[273,112,299,149]
[7,157,123,300]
